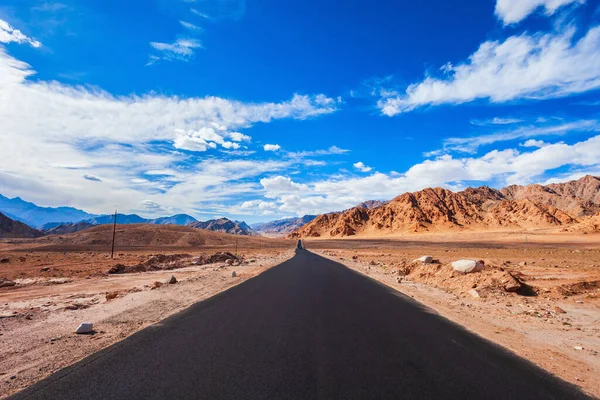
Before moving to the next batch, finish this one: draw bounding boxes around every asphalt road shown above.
[12,250,591,400]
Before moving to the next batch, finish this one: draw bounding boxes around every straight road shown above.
[12,250,590,399]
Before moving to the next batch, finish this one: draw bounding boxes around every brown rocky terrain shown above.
[290,175,599,238]
[502,175,600,217]
[25,223,281,249]
[0,213,43,239]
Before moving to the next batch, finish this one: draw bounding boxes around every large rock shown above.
[413,256,433,264]
[451,259,484,273]
[0,278,16,288]
[75,322,93,334]
[166,275,177,284]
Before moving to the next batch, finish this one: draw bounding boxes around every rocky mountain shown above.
[187,218,254,235]
[252,215,317,237]
[0,212,44,238]
[0,195,96,228]
[290,175,599,238]
[501,175,600,217]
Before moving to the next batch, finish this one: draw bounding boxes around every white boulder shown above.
[452,259,484,273]
[413,256,433,264]
[75,322,93,334]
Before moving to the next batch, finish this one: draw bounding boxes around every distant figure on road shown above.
[297,240,303,250]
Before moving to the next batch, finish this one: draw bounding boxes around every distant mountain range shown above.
[290,175,600,238]
[251,215,317,237]
[0,195,256,236]
[0,194,96,228]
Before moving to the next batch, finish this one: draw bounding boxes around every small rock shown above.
[225,259,234,266]
[64,305,79,311]
[0,279,16,288]
[166,275,177,284]
[574,346,583,351]
[151,281,163,290]
[503,276,522,293]
[231,271,237,278]
[553,306,567,314]
[413,256,433,264]
[40,267,50,272]
[518,261,527,266]
[105,292,119,301]
[452,260,484,273]
[468,289,480,298]
[0,258,9,264]
[369,260,377,266]
[75,322,93,334]
[10,375,16,380]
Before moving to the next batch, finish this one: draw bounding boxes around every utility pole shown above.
[111,210,117,259]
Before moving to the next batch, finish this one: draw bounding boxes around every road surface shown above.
[11,250,590,399]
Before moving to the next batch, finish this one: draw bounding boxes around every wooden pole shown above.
[111,210,117,259]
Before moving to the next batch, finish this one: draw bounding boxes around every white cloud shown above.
[229,131,251,142]
[442,119,598,153]
[149,38,202,62]
[180,20,202,31]
[287,145,349,158]
[0,19,41,47]
[520,139,549,147]
[495,0,584,25]
[379,26,600,115]
[260,176,308,198]
[471,117,524,126]
[0,42,338,215]
[264,144,281,152]
[353,161,372,172]
[191,9,211,19]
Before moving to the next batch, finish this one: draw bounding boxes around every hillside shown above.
[32,224,278,248]
[42,222,96,235]
[252,215,317,237]
[188,218,254,235]
[290,175,599,238]
[0,212,44,238]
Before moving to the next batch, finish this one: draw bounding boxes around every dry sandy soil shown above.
[307,230,600,397]
[0,240,293,398]
[2,227,600,398]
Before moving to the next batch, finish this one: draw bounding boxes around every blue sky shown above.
[1,0,600,223]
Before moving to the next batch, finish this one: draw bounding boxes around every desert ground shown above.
[0,225,293,398]
[1,227,600,397]
[307,230,600,397]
